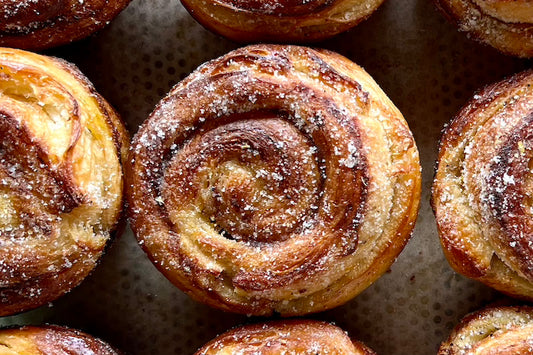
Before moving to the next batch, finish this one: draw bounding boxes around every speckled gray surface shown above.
[0,0,530,354]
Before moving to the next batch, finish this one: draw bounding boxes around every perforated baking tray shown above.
[0,0,529,354]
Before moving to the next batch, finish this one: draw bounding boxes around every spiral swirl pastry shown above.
[439,306,533,355]
[434,0,533,57]
[0,0,132,50]
[0,48,128,316]
[195,319,376,354]
[0,325,120,354]
[180,0,385,42]
[432,70,533,300]
[127,44,421,316]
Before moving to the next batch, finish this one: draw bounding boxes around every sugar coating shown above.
[128,45,420,316]
[0,48,125,315]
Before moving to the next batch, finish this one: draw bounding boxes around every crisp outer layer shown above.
[195,319,376,355]
[432,70,533,300]
[0,47,129,316]
[439,306,533,355]
[179,0,385,42]
[127,44,421,316]
[0,325,121,354]
[434,0,533,57]
[0,0,132,50]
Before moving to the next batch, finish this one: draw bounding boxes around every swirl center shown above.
[163,116,321,244]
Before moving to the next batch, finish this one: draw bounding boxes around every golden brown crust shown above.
[439,306,533,355]
[0,325,120,354]
[0,47,128,316]
[180,0,385,42]
[434,0,533,58]
[195,319,376,355]
[432,70,533,301]
[127,44,421,316]
[0,0,132,50]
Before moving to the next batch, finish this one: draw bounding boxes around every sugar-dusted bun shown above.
[0,325,120,354]
[434,0,533,57]
[195,320,376,355]
[127,44,421,316]
[0,0,132,50]
[439,306,533,355]
[0,47,129,316]
[180,0,385,42]
[432,70,533,300]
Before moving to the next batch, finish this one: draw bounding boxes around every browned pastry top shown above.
[0,325,120,354]
[214,0,334,17]
[434,0,533,57]
[127,44,421,316]
[179,0,385,41]
[0,0,132,50]
[439,306,533,355]
[195,320,376,355]
[432,70,533,300]
[472,0,533,23]
[0,47,128,316]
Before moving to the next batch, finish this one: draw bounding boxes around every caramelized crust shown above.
[0,325,120,354]
[195,320,376,355]
[432,70,533,300]
[0,48,128,316]
[127,44,421,316]
[0,0,132,50]
[179,0,385,42]
[439,306,533,355]
[434,0,533,57]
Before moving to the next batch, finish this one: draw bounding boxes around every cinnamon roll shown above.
[432,70,533,300]
[0,0,132,50]
[0,325,120,354]
[439,306,533,355]
[0,48,128,316]
[180,0,385,42]
[195,319,376,354]
[127,44,421,316]
[434,0,533,57]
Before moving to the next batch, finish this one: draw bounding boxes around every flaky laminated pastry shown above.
[433,70,533,300]
[439,306,533,354]
[0,0,132,50]
[195,319,376,354]
[180,0,386,42]
[434,0,533,57]
[0,48,129,316]
[0,325,120,354]
[128,44,421,316]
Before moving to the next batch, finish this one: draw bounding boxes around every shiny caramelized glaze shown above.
[433,70,533,300]
[195,320,376,355]
[439,306,533,355]
[0,48,128,316]
[179,0,385,42]
[0,325,120,354]
[0,0,132,50]
[434,0,533,57]
[127,44,421,316]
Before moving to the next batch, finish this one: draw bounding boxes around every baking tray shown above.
[0,0,530,354]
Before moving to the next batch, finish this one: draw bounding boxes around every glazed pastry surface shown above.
[432,70,533,300]
[128,44,421,316]
[195,319,376,354]
[0,325,120,354]
[0,47,128,316]
[0,0,132,50]
[434,0,533,57]
[180,0,385,42]
[439,306,533,355]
